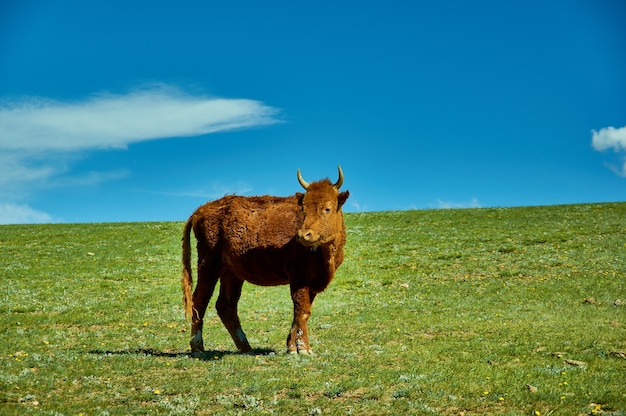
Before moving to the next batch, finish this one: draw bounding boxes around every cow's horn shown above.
[297,169,310,190]
[333,165,344,190]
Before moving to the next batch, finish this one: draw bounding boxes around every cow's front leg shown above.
[287,287,317,354]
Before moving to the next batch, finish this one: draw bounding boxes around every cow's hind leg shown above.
[190,255,220,356]
[215,273,252,353]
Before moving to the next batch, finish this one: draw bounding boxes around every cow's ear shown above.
[296,192,305,205]
[338,190,350,208]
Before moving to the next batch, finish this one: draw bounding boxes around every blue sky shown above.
[1,0,625,224]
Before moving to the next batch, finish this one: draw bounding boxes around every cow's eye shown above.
[323,207,332,214]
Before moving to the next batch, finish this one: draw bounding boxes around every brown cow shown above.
[182,166,349,355]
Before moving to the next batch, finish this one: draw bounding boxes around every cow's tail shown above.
[181,218,194,320]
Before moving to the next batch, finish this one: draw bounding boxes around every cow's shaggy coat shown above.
[182,167,349,354]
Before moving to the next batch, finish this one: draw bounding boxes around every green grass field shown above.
[1,202,624,415]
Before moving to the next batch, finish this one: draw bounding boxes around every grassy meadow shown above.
[1,202,625,415]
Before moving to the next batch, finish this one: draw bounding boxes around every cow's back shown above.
[222,195,302,254]
[191,194,303,253]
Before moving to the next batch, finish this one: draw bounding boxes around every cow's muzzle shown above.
[297,228,320,246]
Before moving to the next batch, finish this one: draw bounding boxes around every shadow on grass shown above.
[88,348,277,361]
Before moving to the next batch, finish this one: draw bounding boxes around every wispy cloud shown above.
[434,198,481,209]
[144,181,254,200]
[0,203,60,225]
[0,84,281,151]
[53,170,131,187]
[0,84,282,223]
[592,125,626,177]
[348,200,366,212]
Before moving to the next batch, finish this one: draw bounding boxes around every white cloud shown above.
[591,126,626,152]
[592,125,626,177]
[145,181,254,199]
[435,198,481,209]
[349,201,365,212]
[0,84,281,223]
[0,85,281,151]
[0,152,59,192]
[605,161,626,178]
[0,203,59,224]
[52,170,130,187]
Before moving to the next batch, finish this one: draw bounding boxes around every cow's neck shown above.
[300,242,338,293]
[320,242,339,275]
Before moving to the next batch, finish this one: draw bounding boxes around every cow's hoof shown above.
[287,348,314,355]
[190,351,204,359]
[238,345,253,355]
[190,330,204,353]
